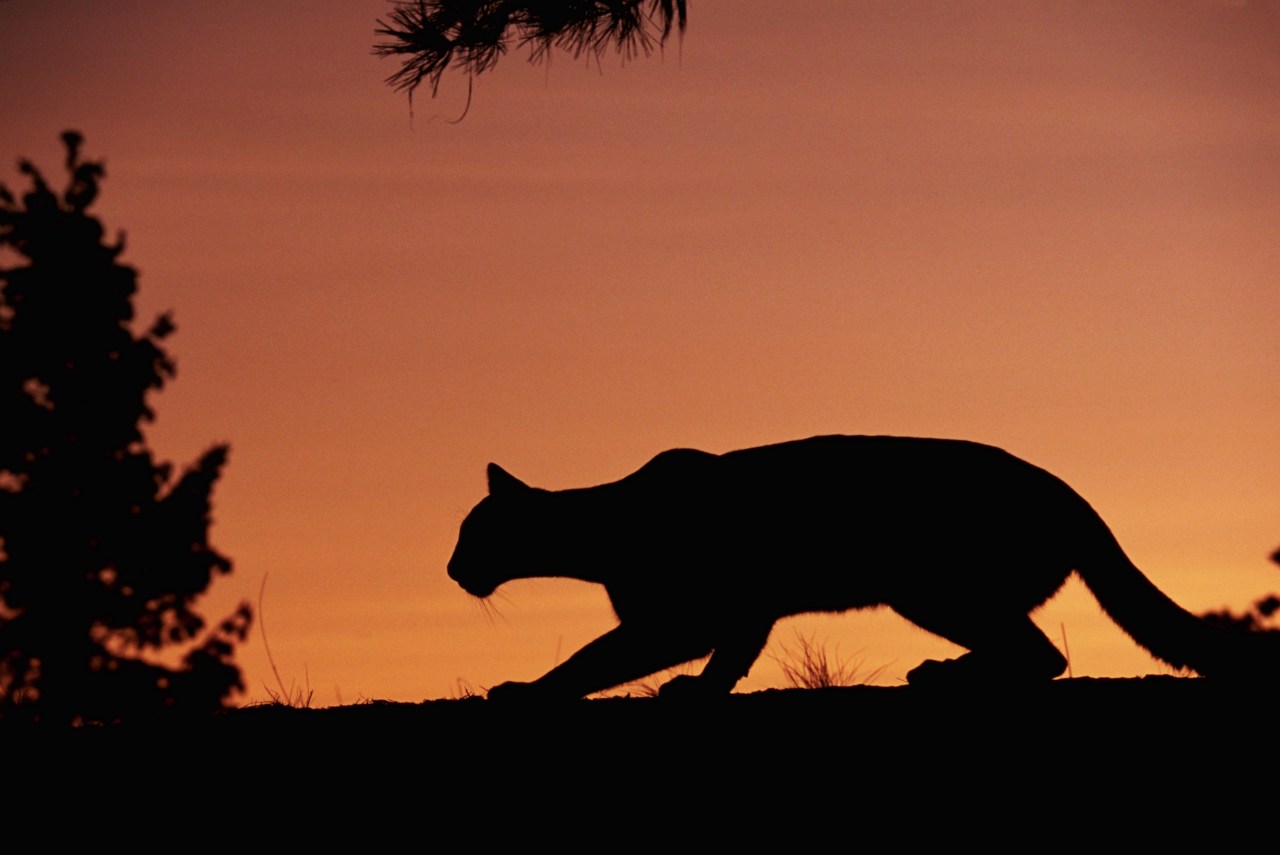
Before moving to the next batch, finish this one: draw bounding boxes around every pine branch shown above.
[373,0,687,98]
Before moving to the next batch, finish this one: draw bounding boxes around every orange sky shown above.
[2,1,1278,706]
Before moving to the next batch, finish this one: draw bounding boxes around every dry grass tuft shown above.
[452,678,480,700]
[771,631,888,689]
[255,574,315,709]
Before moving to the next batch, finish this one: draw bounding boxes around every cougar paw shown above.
[907,655,1014,688]
[906,658,962,688]
[486,681,548,703]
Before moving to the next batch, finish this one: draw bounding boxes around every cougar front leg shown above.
[487,622,713,702]
[658,619,775,699]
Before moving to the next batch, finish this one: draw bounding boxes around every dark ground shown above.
[204,675,1275,757]
[14,677,1272,840]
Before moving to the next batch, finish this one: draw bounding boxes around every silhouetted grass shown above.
[588,632,889,697]
[770,630,889,689]
[255,574,314,709]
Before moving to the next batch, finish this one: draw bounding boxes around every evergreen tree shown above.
[1199,548,1280,636]
[0,132,251,724]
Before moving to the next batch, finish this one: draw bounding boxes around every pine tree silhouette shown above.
[0,132,251,724]
[1199,548,1280,636]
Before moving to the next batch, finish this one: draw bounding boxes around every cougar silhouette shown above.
[447,435,1275,700]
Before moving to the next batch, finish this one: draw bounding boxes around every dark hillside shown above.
[59,677,1276,774]
[13,677,1269,838]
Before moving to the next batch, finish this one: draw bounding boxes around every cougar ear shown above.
[487,463,530,496]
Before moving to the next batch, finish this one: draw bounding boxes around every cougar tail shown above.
[1074,506,1280,681]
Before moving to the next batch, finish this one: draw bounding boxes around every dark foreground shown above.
[224,675,1272,752]
[16,677,1273,837]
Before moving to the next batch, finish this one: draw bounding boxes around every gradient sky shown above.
[2,1,1278,706]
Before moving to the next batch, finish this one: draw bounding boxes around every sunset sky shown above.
[2,1,1278,706]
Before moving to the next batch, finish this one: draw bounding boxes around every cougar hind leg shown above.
[893,604,1068,687]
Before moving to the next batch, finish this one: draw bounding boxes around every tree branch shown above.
[373,1,688,100]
